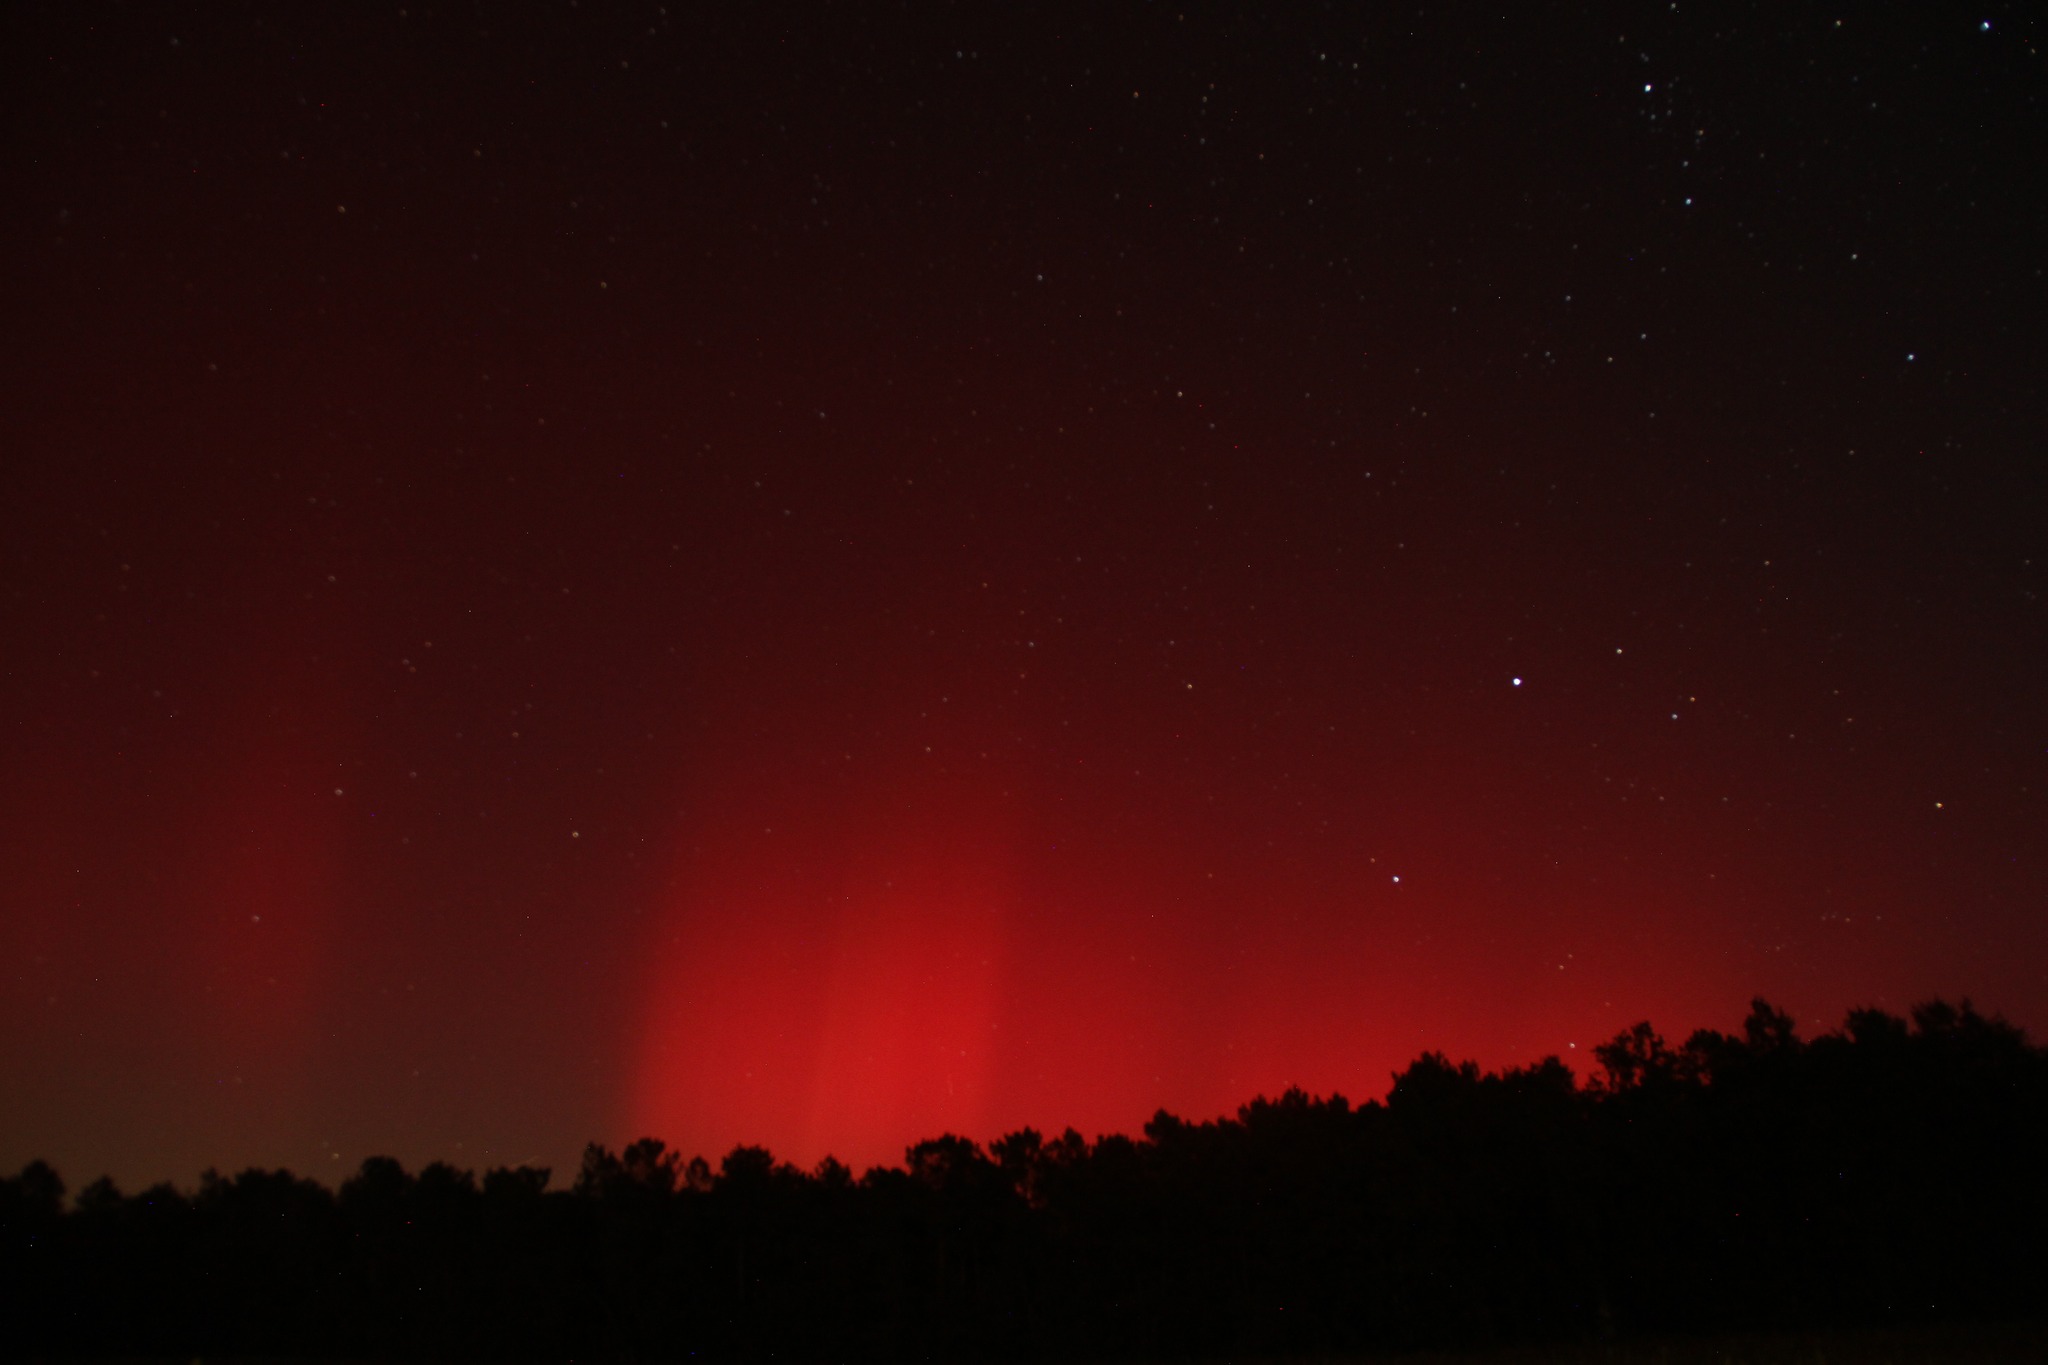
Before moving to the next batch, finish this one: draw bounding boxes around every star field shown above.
[1,2,2042,1185]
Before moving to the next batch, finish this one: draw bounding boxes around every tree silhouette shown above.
[5,997,2044,1361]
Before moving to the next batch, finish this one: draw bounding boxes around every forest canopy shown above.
[4,999,2043,1360]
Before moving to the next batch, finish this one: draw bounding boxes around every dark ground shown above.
[29,1321,2048,1365]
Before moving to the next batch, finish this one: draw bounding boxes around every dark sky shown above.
[4,2,2043,1189]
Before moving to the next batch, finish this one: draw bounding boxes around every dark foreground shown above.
[1397,1320,2048,1363]
[6,1001,2043,1362]
[22,1322,2048,1365]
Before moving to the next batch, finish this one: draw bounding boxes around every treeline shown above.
[3,999,2044,1361]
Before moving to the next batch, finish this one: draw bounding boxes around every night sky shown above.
[4,3,2043,1190]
